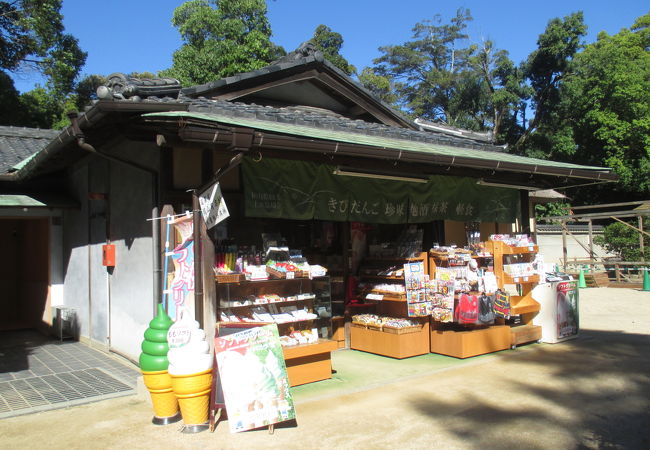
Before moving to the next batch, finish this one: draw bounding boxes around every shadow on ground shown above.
[409,329,650,449]
[0,330,46,375]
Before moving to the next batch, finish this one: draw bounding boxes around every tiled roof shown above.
[187,99,505,153]
[536,224,604,232]
[178,49,415,128]
[0,126,60,174]
[144,99,615,180]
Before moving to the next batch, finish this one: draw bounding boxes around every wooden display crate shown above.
[215,273,245,283]
[282,339,338,387]
[350,320,430,359]
[510,324,542,347]
[429,323,511,359]
[331,316,346,348]
[266,267,309,279]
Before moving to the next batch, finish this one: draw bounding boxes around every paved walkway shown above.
[0,330,139,419]
[1,287,649,449]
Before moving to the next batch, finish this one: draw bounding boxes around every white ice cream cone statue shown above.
[167,307,213,432]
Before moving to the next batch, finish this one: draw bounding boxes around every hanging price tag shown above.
[167,327,191,348]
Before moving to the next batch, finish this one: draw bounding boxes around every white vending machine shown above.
[532,278,579,343]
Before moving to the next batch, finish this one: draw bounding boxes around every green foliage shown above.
[17,86,71,129]
[0,71,25,126]
[468,40,527,141]
[0,0,86,128]
[367,8,522,136]
[358,67,399,105]
[73,74,106,110]
[310,25,356,75]
[0,0,86,95]
[161,0,285,85]
[371,8,475,124]
[515,12,587,154]
[594,220,649,261]
[560,13,650,199]
[534,202,570,222]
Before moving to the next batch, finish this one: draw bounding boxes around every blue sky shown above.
[10,0,649,93]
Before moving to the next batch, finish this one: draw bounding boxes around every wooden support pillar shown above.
[588,219,594,269]
[562,220,568,270]
[192,191,204,328]
[639,216,645,262]
[519,190,531,235]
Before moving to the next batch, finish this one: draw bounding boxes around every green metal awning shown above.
[0,194,79,208]
[143,111,616,181]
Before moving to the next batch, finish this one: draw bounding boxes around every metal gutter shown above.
[0,100,188,182]
[146,112,618,183]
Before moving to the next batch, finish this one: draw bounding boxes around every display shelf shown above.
[362,254,429,262]
[222,297,316,308]
[485,240,541,348]
[429,323,511,358]
[216,276,335,386]
[360,275,407,281]
[282,339,338,386]
[484,241,539,255]
[350,319,429,359]
[358,252,429,282]
[510,294,542,316]
[216,278,331,322]
[502,274,541,285]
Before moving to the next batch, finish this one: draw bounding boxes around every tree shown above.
[0,0,86,128]
[161,0,285,86]
[370,8,476,124]
[0,0,86,96]
[469,40,527,143]
[514,12,587,154]
[310,24,356,75]
[594,220,649,261]
[560,13,650,201]
[0,71,25,126]
[366,8,522,134]
[358,67,399,106]
[17,86,68,129]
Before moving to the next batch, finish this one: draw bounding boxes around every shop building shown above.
[0,46,616,364]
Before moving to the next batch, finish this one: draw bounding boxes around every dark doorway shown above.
[0,218,50,332]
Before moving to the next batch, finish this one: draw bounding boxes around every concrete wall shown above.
[63,163,92,340]
[536,232,614,266]
[107,158,156,360]
[60,140,160,360]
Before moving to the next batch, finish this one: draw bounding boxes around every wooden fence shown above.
[565,259,649,286]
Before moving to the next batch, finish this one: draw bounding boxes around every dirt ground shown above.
[1,287,649,449]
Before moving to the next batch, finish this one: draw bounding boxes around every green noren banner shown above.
[243,157,519,224]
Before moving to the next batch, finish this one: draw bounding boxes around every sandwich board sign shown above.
[214,324,295,433]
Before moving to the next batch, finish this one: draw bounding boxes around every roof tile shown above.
[0,126,59,173]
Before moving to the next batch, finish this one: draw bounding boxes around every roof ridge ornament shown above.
[271,41,324,65]
[96,73,182,100]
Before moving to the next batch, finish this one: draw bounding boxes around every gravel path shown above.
[1,287,648,449]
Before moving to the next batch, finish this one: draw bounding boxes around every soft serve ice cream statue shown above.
[166,307,213,376]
